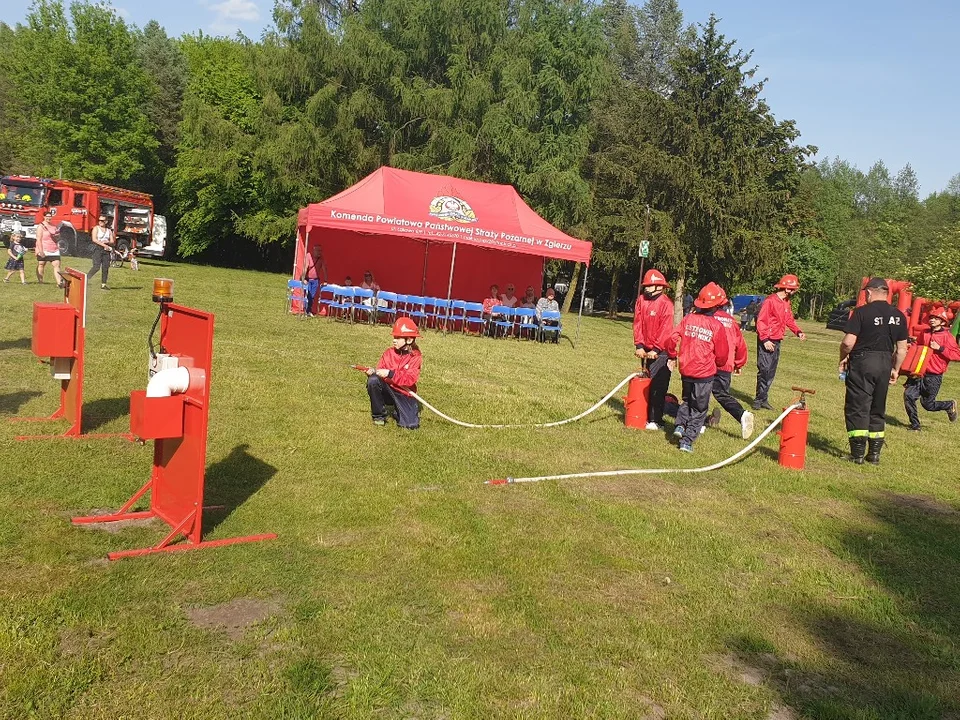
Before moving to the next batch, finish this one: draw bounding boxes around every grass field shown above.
[2,260,960,719]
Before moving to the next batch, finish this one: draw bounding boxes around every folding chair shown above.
[286,279,307,317]
[491,305,514,337]
[463,302,485,335]
[329,287,355,321]
[432,299,452,330]
[406,296,428,325]
[539,310,563,343]
[448,300,467,332]
[353,287,376,323]
[316,284,339,317]
[376,291,398,324]
[514,308,540,340]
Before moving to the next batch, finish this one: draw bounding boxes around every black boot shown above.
[866,438,884,465]
[849,437,867,465]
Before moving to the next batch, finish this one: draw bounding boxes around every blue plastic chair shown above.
[376,291,398,324]
[431,298,452,330]
[316,283,338,317]
[463,302,485,335]
[286,279,308,317]
[352,287,376,323]
[491,305,514,338]
[539,310,562,343]
[513,307,540,340]
[329,287,355,321]
[448,300,467,331]
[406,296,428,324]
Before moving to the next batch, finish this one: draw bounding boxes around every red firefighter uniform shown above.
[904,310,960,430]
[712,307,754,438]
[633,268,675,428]
[754,274,805,409]
[376,346,422,392]
[667,287,729,451]
[367,319,423,429]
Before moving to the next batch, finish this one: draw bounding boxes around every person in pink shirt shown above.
[35,209,64,287]
[499,283,518,308]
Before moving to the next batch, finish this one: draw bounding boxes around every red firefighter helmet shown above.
[774,274,800,290]
[392,318,420,338]
[694,282,727,309]
[928,307,951,325]
[641,269,670,288]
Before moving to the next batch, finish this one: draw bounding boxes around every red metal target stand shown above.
[72,302,277,560]
[10,267,133,442]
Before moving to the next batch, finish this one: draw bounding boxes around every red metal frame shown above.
[10,268,133,441]
[72,303,276,560]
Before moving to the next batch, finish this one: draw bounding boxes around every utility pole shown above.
[638,204,651,297]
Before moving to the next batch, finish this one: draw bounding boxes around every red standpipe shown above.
[624,376,651,429]
[778,387,815,470]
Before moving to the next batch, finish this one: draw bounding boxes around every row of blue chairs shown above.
[286,281,562,341]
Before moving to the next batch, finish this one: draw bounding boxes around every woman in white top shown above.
[89,214,115,289]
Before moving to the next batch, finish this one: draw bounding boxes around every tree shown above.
[10,0,158,184]
[639,15,812,316]
[135,20,188,200]
[902,224,960,300]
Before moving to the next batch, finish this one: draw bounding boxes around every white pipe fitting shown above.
[146,366,190,398]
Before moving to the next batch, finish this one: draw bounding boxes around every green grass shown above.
[2,260,960,719]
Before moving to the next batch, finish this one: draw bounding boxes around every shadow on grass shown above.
[725,491,960,718]
[0,336,31,351]
[82,396,130,432]
[202,444,277,536]
[0,390,43,414]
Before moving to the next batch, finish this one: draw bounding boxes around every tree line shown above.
[2,0,958,316]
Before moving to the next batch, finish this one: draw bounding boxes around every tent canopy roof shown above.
[297,167,591,264]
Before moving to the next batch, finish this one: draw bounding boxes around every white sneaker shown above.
[673,425,684,438]
[740,411,755,440]
[644,422,661,431]
[700,426,706,435]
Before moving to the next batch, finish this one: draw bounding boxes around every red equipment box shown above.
[129,391,185,440]
[31,303,77,357]
[902,343,930,377]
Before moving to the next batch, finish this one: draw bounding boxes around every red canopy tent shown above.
[294,167,592,313]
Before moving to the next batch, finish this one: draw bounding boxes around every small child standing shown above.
[904,307,960,429]
[3,232,27,284]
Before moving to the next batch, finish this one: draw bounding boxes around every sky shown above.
[1,0,956,195]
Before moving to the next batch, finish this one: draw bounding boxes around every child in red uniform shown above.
[632,268,675,430]
[711,290,754,439]
[904,307,960,430]
[667,283,729,453]
[366,318,423,429]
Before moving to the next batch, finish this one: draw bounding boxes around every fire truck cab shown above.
[0,175,167,259]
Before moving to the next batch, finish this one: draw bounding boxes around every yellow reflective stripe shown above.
[848,429,869,437]
[868,431,885,439]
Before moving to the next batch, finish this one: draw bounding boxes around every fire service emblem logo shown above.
[429,196,477,224]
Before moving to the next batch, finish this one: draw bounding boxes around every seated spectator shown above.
[361,271,380,293]
[500,283,518,308]
[344,275,353,286]
[536,287,560,320]
[482,284,501,318]
[520,286,537,308]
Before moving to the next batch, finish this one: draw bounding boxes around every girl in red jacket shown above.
[667,283,730,453]
[366,318,423,429]
[904,307,960,430]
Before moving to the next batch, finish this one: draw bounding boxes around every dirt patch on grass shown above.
[75,509,163,534]
[880,491,959,517]
[710,651,771,687]
[185,596,284,640]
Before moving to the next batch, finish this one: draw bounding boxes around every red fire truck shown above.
[0,175,167,259]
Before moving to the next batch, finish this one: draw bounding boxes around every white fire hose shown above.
[486,403,801,485]
[407,372,642,429]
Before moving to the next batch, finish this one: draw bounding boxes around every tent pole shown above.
[444,243,457,335]
[575,264,589,347]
